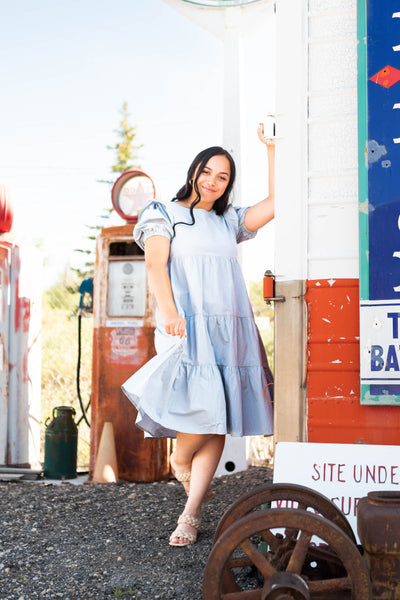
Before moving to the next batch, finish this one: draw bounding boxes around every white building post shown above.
[162,0,274,209]
[161,0,275,475]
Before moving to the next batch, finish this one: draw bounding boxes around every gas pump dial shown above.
[111,169,156,223]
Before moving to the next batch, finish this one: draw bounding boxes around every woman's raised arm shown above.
[244,124,275,232]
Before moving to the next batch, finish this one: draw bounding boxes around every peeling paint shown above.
[360,200,376,215]
[368,140,387,164]
[364,390,400,403]
[2,241,42,467]
[322,318,331,323]
[21,298,31,334]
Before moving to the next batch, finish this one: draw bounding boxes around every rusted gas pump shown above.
[90,170,169,482]
[0,185,41,470]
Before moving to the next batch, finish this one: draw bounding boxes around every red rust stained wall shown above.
[306,279,400,444]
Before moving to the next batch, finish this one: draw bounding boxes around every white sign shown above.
[360,300,400,384]
[105,319,144,328]
[273,442,400,542]
[107,260,146,318]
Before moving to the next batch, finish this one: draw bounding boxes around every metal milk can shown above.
[44,406,78,479]
[358,491,400,600]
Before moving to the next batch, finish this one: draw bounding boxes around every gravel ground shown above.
[0,466,273,600]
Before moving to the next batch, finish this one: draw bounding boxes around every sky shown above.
[0,0,275,287]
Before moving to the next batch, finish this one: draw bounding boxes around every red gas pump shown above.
[90,171,170,482]
[0,185,42,469]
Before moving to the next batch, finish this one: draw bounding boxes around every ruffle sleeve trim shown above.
[224,205,257,244]
[133,200,174,250]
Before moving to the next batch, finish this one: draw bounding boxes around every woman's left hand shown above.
[257,123,274,146]
[243,124,275,232]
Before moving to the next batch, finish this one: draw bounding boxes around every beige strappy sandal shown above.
[170,455,213,501]
[169,514,201,547]
[174,470,191,485]
[170,452,191,494]
[171,466,213,501]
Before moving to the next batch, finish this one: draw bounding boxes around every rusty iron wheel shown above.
[213,483,356,545]
[202,508,372,600]
[262,572,311,600]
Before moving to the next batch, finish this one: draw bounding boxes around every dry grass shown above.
[41,291,93,469]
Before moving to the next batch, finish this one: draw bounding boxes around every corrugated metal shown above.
[7,244,42,467]
[307,278,400,444]
[0,238,41,467]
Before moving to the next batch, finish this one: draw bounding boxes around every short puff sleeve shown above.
[133,201,174,250]
[224,205,257,244]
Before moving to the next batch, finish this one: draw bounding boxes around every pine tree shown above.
[73,102,142,279]
[109,101,142,175]
[101,101,143,184]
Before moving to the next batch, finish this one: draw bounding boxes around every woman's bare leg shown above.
[170,432,210,494]
[170,433,225,545]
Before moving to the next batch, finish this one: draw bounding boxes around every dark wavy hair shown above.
[171,146,236,232]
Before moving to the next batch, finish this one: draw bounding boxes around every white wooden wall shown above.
[307,0,359,280]
[275,0,359,283]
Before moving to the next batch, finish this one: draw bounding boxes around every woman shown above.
[123,124,275,547]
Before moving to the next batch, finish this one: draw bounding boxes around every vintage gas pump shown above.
[0,185,41,468]
[90,170,170,482]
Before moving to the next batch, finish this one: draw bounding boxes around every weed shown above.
[111,588,137,598]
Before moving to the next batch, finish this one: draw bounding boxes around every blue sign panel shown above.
[359,1,400,404]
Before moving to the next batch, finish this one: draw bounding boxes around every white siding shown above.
[307,2,359,279]
[274,0,309,282]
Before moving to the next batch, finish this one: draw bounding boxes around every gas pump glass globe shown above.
[111,170,156,223]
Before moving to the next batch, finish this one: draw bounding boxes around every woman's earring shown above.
[189,179,193,186]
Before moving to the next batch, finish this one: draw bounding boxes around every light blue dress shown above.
[122,200,273,438]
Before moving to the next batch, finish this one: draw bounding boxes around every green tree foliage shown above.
[73,102,142,279]
[44,268,80,312]
[106,101,142,180]
[249,280,274,372]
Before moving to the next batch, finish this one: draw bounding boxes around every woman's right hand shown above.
[164,315,187,338]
